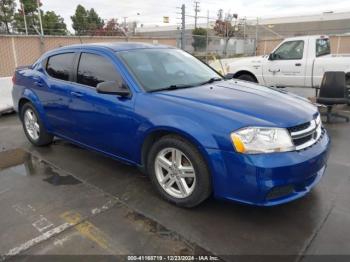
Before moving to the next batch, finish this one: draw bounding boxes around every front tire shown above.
[21,103,53,146]
[147,135,211,208]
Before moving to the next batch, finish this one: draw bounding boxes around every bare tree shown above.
[213,11,241,56]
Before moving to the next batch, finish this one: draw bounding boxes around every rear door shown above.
[40,52,78,138]
[263,40,307,87]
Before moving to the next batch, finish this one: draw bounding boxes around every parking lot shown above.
[0,105,349,261]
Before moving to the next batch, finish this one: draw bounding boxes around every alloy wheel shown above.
[154,147,196,199]
[24,108,40,141]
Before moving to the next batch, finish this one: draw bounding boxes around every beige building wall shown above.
[0,35,177,77]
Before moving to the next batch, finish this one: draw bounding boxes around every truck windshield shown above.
[117,49,222,92]
[316,38,331,57]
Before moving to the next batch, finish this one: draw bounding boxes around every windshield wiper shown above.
[148,84,195,93]
[197,77,223,86]
[148,77,223,93]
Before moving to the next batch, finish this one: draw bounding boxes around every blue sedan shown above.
[12,42,330,207]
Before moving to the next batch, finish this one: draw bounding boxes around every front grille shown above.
[288,114,323,151]
[293,134,313,146]
[288,122,311,133]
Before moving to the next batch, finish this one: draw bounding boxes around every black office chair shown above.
[317,71,349,123]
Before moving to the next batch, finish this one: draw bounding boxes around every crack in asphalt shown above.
[296,202,335,262]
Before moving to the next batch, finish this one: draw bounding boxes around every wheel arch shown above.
[233,70,258,82]
[18,89,52,131]
[18,97,31,119]
[139,126,216,176]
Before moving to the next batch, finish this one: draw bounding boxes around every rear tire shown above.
[147,135,211,208]
[21,103,53,146]
[237,74,257,83]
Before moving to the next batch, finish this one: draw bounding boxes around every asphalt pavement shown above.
[0,107,349,261]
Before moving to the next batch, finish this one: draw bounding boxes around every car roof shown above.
[58,42,174,52]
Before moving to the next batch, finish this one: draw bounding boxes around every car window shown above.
[118,49,221,92]
[46,53,75,81]
[316,38,331,57]
[77,53,123,88]
[273,40,304,60]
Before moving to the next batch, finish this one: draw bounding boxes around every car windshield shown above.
[117,48,222,92]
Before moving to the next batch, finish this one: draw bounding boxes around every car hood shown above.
[155,80,318,128]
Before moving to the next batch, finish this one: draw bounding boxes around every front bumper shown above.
[207,129,330,206]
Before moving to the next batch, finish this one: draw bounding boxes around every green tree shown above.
[71,5,104,35]
[86,8,103,32]
[192,27,208,52]
[71,4,87,35]
[0,0,16,34]
[12,0,42,34]
[42,11,67,35]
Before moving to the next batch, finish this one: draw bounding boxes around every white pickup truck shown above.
[224,35,350,89]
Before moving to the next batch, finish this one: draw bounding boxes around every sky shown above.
[16,0,350,32]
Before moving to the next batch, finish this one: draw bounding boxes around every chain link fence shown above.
[180,34,256,61]
[0,35,176,77]
[1,33,350,77]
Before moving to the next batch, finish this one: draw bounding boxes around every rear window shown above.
[316,38,331,57]
[46,53,75,81]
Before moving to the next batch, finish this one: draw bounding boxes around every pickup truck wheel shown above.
[147,135,211,208]
[21,103,53,146]
[237,74,257,83]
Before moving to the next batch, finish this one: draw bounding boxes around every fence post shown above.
[336,36,341,54]
[206,10,209,63]
[11,36,18,68]
[39,35,45,54]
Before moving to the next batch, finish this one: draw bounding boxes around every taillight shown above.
[12,74,16,85]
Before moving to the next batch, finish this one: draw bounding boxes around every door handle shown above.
[70,91,84,97]
[295,63,302,66]
[268,69,281,73]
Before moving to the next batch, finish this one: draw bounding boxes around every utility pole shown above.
[194,1,200,29]
[243,17,246,40]
[255,17,259,55]
[205,10,209,63]
[20,1,28,35]
[243,17,246,55]
[36,0,44,36]
[181,4,185,49]
[123,17,128,33]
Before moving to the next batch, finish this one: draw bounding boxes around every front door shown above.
[68,52,137,160]
[263,40,307,87]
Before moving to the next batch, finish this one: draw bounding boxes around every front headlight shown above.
[231,127,295,154]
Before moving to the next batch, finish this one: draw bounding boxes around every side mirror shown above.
[268,53,277,61]
[96,81,131,97]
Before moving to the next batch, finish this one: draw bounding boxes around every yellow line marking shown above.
[61,211,110,250]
